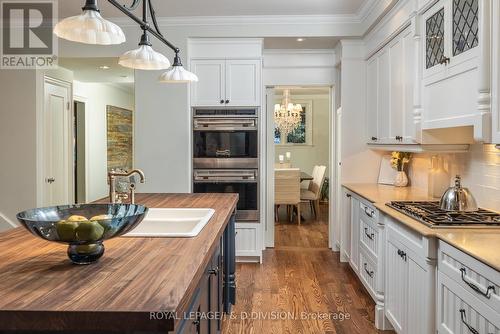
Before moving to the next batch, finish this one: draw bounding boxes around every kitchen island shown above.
[0,193,238,333]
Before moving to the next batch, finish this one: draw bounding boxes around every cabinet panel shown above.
[378,50,391,142]
[407,256,434,334]
[385,239,407,333]
[366,57,379,143]
[349,197,360,273]
[191,60,225,106]
[492,0,500,143]
[225,59,261,106]
[235,223,260,258]
[389,37,405,141]
[402,29,416,143]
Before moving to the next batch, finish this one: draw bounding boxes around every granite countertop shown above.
[343,183,500,272]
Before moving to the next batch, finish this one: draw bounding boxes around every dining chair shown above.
[300,165,327,219]
[274,168,301,225]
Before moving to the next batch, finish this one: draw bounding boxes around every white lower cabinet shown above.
[437,241,500,334]
[349,196,360,272]
[384,216,436,334]
[235,223,261,262]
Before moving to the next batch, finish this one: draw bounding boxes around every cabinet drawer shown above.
[438,271,500,334]
[359,216,380,260]
[439,241,500,312]
[359,201,378,223]
[385,215,436,260]
[359,249,378,300]
[235,223,260,258]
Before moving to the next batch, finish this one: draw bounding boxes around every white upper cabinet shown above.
[421,0,481,135]
[366,26,416,145]
[191,59,261,107]
[225,59,261,107]
[191,60,225,106]
[492,0,500,143]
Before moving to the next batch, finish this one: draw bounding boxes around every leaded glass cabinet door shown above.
[426,6,446,69]
[452,0,479,56]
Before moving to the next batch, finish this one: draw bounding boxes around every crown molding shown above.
[109,14,363,28]
[263,49,335,55]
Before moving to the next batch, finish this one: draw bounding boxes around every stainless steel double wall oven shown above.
[193,108,259,222]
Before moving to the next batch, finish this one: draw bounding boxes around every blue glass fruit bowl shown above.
[16,204,148,265]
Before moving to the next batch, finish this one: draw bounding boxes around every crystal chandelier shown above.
[54,0,198,83]
[274,89,302,138]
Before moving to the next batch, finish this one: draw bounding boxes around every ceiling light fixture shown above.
[99,65,110,70]
[54,0,198,82]
[297,38,304,42]
[274,89,302,138]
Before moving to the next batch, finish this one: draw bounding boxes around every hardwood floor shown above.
[222,203,393,334]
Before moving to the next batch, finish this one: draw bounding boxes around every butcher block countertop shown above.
[0,193,238,332]
[343,183,500,272]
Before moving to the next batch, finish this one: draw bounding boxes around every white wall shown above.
[274,94,330,176]
[73,81,134,202]
[0,70,37,231]
[407,145,500,211]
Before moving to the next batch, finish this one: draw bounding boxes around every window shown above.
[274,100,312,145]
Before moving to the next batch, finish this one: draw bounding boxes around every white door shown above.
[190,59,225,106]
[43,78,72,206]
[225,59,261,106]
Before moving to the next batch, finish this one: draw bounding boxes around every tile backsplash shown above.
[407,144,500,211]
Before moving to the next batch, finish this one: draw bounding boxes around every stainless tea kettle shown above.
[439,175,478,212]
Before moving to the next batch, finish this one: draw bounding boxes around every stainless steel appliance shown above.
[193,169,259,221]
[193,108,258,169]
[387,201,500,228]
[192,108,260,222]
[439,175,478,212]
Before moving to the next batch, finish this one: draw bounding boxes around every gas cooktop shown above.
[386,201,500,228]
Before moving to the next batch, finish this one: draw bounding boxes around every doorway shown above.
[74,100,86,203]
[266,86,334,248]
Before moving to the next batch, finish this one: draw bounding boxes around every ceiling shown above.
[59,0,370,18]
[58,57,134,92]
[264,37,340,49]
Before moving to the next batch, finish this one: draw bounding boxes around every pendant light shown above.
[159,51,199,83]
[53,0,125,45]
[119,32,171,70]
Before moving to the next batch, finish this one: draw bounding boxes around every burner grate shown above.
[387,201,500,227]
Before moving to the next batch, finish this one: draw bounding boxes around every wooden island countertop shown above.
[0,193,238,333]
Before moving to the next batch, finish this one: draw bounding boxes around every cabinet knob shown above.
[225,100,230,104]
[208,266,219,276]
[371,137,378,141]
[220,99,224,104]
[439,56,450,65]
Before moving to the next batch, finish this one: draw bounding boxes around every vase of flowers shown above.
[391,151,412,187]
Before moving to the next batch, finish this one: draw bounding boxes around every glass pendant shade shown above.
[119,45,171,70]
[159,66,199,83]
[54,10,126,45]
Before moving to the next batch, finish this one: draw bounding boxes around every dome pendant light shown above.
[54,0,125,45]
[119,32,171,70]
[159,51,199,83]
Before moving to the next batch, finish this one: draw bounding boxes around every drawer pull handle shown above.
[397,249,407,261]
[364,228,374,241]
[460,268,496,299]
[364,207,374,218]
[364,263,374,278]
[459,309,480,334]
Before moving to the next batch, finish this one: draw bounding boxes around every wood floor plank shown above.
[222,204,394,334]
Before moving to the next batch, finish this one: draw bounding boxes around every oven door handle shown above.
[194,119,257,130]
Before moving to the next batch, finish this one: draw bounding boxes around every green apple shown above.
[56,220,78,241]
[67,215,88,222]
[90,214,117,236]
[75,221,105,241]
